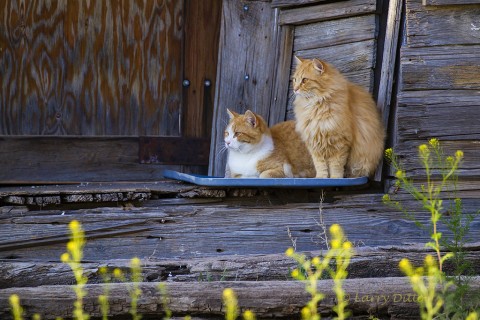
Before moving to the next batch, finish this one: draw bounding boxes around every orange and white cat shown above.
[292,57,385,178]
[224,109,315,178]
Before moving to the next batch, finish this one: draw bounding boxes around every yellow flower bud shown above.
[399,258,412,275]
[9,294,20,305]
[329,224,341,235]
[131,257,141,267]
[60,253,70,263]
[312,257,321,265]
[343,241,353,250]
[285,247,295,256]
[455,150,464,159]
[223,288,235,299]
[428,138,439,148]
[243,310,256,320]
[69,220,80,231]
[291,269,300,278]
[113,268,123,278]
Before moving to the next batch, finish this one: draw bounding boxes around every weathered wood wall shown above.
[209,0,381,176]
[393,0,480,194]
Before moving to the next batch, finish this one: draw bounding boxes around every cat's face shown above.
[292,57,330,98]
[224,109,265,153]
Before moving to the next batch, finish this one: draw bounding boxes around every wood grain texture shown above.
[423,0,480,6]
[271,0,335,8]
[393,140,480,178]
[3,244,480,288]
[397,90,480,140]
[183,0,221,138]
[293,14,377,51]
[400,45,480,91]
[1,193,479,261]
[3,278,480,319]
[406,0,480,47]
[0,137,189,183]
[268,25,294,125]
[209,1,278,176]
[0,0,183,136]
[279,0,377,25]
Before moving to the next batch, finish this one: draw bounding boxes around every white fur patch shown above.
[226,133,274,178]
[283,163,293,178]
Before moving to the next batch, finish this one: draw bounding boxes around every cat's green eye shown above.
[234,132,241,137]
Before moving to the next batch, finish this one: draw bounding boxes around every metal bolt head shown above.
[243,5,249,11]
[244,74,249,80]
[204,79,211,87]
[182,79,190,87]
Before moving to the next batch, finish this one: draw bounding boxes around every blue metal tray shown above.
[163,170,368,188]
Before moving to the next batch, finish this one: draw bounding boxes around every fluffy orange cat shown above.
[292,57,385,178]
[224,109,315,178]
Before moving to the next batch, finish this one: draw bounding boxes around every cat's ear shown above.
[244,110,257,128]
[312,59,325,74]
[294,55,304,66]
[227,108,238,120]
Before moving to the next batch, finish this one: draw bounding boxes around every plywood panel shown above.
[0,0,183,136]
[183,0,222,138]
[209,1,278,176]
[406,0,480,47]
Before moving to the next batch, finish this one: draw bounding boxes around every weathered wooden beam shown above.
[278,0,377,25]
[4,278,479,319]
[401,46,480,91]
[271,0,335,8]
[1,193,480,262]
[406,1,480,47]
[2,244,480,288]
[423,0,480,6]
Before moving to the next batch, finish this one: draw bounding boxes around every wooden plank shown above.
[209,1,278,176]
[2,244,480,287]
[406,0,480,47]
[393,140,480,178]
[183,0,221,138]
[400,45,480,91]
[279,0,377,25]
[374,0,402,182]
[0,0,183,136]
[268,25,294,125]
[2,279,479,319]
[293,15,377,51]
[1,194,479,261]
[271,0,337,8]
[423,0,480,6]
[376,0,402,128]
[397,90,480,140]
[139,137,210,165]
[0,137,184,183]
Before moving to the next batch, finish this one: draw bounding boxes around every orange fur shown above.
[224,109,315,178]
[292,57,385,178]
